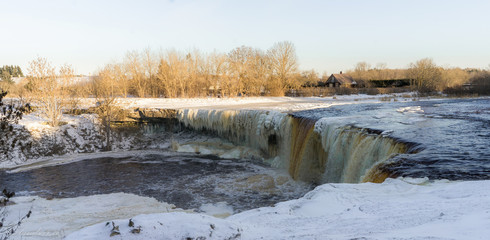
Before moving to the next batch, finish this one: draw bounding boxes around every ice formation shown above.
[177,109,412,183]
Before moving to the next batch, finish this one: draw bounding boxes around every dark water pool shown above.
[0,152,312,213]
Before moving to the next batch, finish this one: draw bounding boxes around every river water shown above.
[0,152,312,213]
[1,97,489,213]
[294,97,490,180]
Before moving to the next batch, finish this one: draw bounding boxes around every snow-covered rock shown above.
[0,113,170,168]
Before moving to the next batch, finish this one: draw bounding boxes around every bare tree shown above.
[157,50,189,98]
[441,67,469,89]
[408,58,442,92]
[352,62,371,79]
[125,51,146,97]
[267,41,298,95]
[228,46,255,96]
[374,62,387,80]
[298,69,319,87]
[142,48,160,97]
[93,65,121,150]
[248,49,270,95]
[186,50,207,97]
[26,57,74,127]
[59,63,80,112]
[207,51,228,97]
[111,63,129,98]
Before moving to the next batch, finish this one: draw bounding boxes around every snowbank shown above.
[4,193,184,240]
[229,178,490,239]
[0,114,106,167]
[6,178,482,239]
[94,93,419,111]
[65,212,242,240]
[0,113,170,169]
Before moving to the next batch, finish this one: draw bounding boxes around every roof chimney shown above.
[340,71,342,74]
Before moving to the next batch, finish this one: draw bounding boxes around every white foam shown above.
[199,202,234,218]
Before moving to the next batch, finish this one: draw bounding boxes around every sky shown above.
[1,0,489,75]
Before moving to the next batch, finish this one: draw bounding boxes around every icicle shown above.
[176,109,412,184]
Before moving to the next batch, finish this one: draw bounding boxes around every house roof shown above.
[327,74,356,85]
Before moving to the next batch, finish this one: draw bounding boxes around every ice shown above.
[397,106,424,113]
[199,202,234,218]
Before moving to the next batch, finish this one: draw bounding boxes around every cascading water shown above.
[288,117,317,180]
[177,109,413,184]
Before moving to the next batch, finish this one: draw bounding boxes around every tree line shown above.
[0,65,24,91]
[93,41,299,98]
[346,59,490,93]
[0,65,24,83]
[0,46,488,128]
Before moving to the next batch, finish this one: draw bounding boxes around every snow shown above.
[80,93,420,111]
[397,106,424,113]
[0,114,104,167]
[5,150,171,173]
[199,202,235,218]
[3,178,488,239]
[65,212,242,240]
[228,178,490,239]
[3,193,185,240]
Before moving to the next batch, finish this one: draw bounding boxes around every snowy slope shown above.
[5,178,485,239]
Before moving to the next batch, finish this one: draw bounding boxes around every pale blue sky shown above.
[1,0,489,75]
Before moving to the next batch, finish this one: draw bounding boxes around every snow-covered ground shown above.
[4,178,489,239]
[80,92,420,111]
[3,193,185,239]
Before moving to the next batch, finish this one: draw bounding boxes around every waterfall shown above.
[176,109,412,184]
[288,117,317,180]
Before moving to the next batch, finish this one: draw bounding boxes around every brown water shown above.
[0,152,313,213]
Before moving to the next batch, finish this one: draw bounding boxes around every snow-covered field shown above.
[80,92,419,111]
[4,178,489,239]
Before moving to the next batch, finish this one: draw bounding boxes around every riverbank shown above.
[4,178,489,239]
[1,93,422,169]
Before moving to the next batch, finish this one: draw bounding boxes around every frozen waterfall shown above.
[177,109,411,184]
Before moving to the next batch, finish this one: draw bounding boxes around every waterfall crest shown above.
[177,109,412,183]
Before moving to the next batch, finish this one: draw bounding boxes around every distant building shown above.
[326,72,357,87]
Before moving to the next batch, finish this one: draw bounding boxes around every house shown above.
[326,72,357,87]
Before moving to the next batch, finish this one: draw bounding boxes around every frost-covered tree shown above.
[0,90,30,158]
